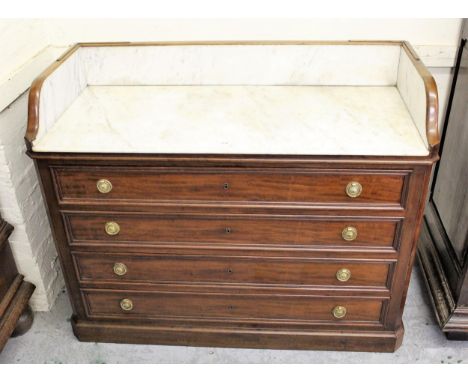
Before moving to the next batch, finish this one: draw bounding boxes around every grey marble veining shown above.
[33,85,428,156]
[82,45,401,86]
[34,44,430,156]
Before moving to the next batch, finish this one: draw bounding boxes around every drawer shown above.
[73,252,392,288]
[52,167,407,206]
[65,214,400,249]
[83,289,384,323]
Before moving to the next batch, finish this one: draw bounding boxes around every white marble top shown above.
[32,85,429,156]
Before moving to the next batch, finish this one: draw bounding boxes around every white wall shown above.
[0,18,462,310]
[47,19,461,45]
[0,20,65,311]
[0,92,64,310]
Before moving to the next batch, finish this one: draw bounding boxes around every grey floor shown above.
[1,265,468,363]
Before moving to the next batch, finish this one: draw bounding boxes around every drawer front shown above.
[74,252,391,288]
[53,167,406,206]
[83,290,384,323]
[65,214,399,249]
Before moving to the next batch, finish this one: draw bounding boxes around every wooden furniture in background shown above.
[26,41,439,352]
[417,20,468,340]
[0,216,35,352]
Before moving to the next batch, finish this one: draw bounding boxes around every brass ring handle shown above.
[97,179,112,194]
[113,262,127,276]
[346,181,362,198]
[120,298,133,311]
[342,226,357,241]
[105,221,120,236]
[336,268,351,282]
[332,305,347,319]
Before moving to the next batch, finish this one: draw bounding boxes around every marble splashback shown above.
[81,44,401,86]
[37,49,87,142]
[397,49,428,148]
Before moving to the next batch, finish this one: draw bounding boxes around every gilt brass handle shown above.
[332,305,347,319]
[105,221,120,236]
[113,263,127,276]
[346,181,362,198]
[97,179,112,194]
[342,226,357,241]
[120,298,133,311]
[336,268,351,282]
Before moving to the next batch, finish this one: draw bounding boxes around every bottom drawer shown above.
[83,290,384,323]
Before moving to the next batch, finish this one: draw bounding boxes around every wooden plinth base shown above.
[72,317,403,353]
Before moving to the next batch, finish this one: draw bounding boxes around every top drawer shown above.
[52,167,407,207]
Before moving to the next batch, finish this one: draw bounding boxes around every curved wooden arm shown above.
[25,44,81,147]
[402,41,440,155]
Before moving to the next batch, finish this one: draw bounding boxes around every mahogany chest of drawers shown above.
[26,41,440,352]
